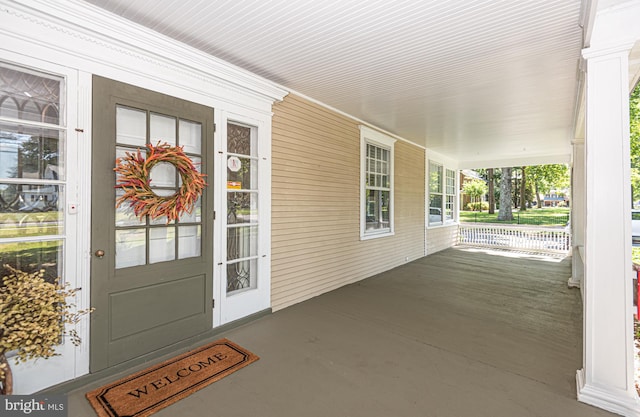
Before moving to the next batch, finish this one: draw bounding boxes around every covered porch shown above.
[65,247,614,416]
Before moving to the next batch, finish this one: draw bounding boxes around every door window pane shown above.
[116,107,146,146]
[0,124,63,180]
[227,157,256,190]
[227,123,255,156]
[150,113,176,146]
[0,183,63,237]
[227,258,257,293]
[149,227,175,264]
[178,225,201,259]
[115,189,145,227]
[149,161,177,188]
[0,240,62,284]
[178,196,201,223]
[115,229,146,268]
[227,192,258,224]
[0,64,61,124]
[227,226,258,261]
[179,119,201,154]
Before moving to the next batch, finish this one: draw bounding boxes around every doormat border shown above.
[85,338,259,417]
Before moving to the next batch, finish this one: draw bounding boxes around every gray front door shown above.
[90,76,214,371]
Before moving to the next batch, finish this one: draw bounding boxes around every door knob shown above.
[95,249,105,258]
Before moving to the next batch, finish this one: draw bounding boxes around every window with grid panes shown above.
[428,162,443,225]
[360,126,395,239]
[445,169,456,221]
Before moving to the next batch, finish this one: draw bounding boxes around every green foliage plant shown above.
[462,179,488,211]
[0,266,93,394]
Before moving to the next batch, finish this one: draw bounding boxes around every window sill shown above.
[427,221,458,230]
[360,231,395,241]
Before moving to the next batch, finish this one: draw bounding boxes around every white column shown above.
[577,45,640,416]
[569,141,585,289]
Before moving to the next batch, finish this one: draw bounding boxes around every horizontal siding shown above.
[426,225,459,255]
[271,94,425,311]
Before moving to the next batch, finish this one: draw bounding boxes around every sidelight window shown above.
[0,62,65,282]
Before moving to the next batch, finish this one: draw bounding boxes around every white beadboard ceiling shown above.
[82,0,588,168]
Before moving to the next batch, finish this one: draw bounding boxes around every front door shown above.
[90,77,214,371]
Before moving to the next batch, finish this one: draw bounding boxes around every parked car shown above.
[633,210,640,246]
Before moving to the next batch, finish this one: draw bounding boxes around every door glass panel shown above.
[226,122,258,294]
[227,192,258,224]
[0,183,63,237]
[179,196,201,223]
[149,227,175,263]
[227,157,256,190]
[0,64,61,123]
[0,240,62,284]
[115,189,144,227]
[116,107,146,146]
[150,113,176,146]
[0,124,63,180]
[115,229,146,268]
[178,225,201,259]
[179,119,201,154]
[227,123,255,156]
[227,226,258,261]
[115,112,203,268]
[227,258,257,293]
[149,161,177,188]
[0,63,65,287]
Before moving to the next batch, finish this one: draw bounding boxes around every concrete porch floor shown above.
[67,246,615,417]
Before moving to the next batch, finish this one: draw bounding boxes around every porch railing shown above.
[458,223,571,254]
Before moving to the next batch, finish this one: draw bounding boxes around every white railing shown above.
[458,223,571,254]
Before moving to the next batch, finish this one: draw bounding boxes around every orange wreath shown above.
[114,142,207,222]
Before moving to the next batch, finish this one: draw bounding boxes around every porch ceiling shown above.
[82,0,587,168]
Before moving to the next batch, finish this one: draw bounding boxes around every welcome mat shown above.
[86,339,259,417]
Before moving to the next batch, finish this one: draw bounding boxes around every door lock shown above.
[94,249,105,258]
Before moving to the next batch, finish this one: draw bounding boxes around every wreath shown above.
[114,142,207,222]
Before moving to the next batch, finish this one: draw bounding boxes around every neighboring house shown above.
[0,1,638,416]
[542,193,570,207]
[459,169,485,210]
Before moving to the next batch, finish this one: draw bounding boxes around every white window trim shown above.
[360,126,396,240]
[427,160,458,228]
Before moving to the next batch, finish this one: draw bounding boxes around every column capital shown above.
[582,41,634,60]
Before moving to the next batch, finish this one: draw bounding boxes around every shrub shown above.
[466,202,489,211]
[0,266,93,394]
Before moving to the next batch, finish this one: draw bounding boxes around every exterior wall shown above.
[271,94,425,311]
[426,224,459,255]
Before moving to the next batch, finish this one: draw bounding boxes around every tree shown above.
[462,179,488,211]
[519,166,527,211]
[630,83,640,170]
[487,168,495,214]
[498,167,513,220]
[526,164,570,207]
[630,83,640,204]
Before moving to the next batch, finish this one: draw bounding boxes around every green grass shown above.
[459,207,570,226]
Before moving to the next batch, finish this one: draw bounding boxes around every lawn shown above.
[459,207,570,226]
